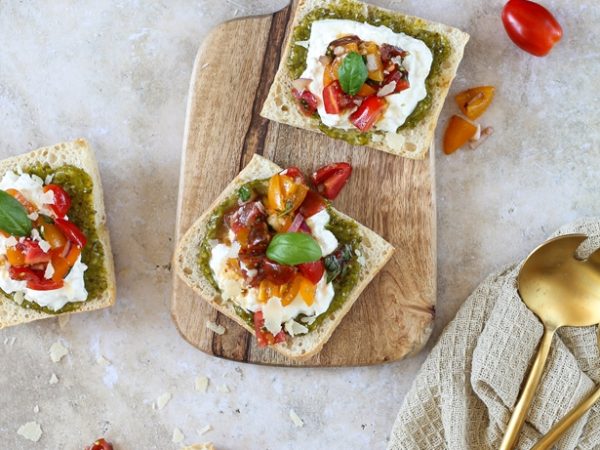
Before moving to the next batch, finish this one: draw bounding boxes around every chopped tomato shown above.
[8,266,63,290]
[16,240,51,265]
[356,83,377,97]
[443,115,478,155]
[292,88,318,116]
[43,184,71,217]
[267,174,308,216]
[5,189,36,214]
[299,190,326,218]
[28,277,64,290]
[65,245,81,266]
[54,218,87,248]
[50,255,70,282]
[41,222,67,249]
[383,70,410,93]
[274,330,287,343]
[349,95,387,132]
[280,167,306,185]
[323,59,342,87]
[455,86,495,120]
[253,311,283,347]
[322,81,354,114]
[281,275,303,306]
[380,43,407,64]
[6,247,25,266]
[298,276,316,306]
[85,438,114,450]
[260,259,297,285]
[258,280,283,303]
[297,260,325,285]
[312,162,353,200]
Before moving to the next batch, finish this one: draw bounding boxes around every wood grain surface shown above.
[171,1,436,366]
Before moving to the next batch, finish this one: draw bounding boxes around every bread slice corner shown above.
[0,139,116,329]
[260,0,470,159]
[174,154,394,360]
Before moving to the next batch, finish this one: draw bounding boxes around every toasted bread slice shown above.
[174,154,394,360]
[261,0,469,159]
[0,139,116,328]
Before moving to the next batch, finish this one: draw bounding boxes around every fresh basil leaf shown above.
[0,190,32,237]
[266,232,322,266]
[238,185,251,202]
[338,52,368,96]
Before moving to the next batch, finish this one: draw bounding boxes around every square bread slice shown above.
[174,154,394,360]
[0,139,116,329]
[261,0,470,159]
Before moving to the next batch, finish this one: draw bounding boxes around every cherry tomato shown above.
[41,222,67,249]
[253,311,272,347]
[17,240,51,265]
[43,184,72,217]
[292,88,318,116]
[455,86,495,120]
[54,218,87,248]
[443,115,478,155]
[8,266,64,290]
[349,95,387,132]
[299,190,326,218]
[85,438,114,450]
[312,162,353,200]
[322,80,354,114]
[6,247,26,266]
[502,0,562,57]
[280,167,306,185]
[383,70,410,94]
[297,260,325,285]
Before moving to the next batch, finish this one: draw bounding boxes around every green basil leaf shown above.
[0,190,32,237]
[338,52,368,95]
[266,232,322,266]
[238,185,251,202]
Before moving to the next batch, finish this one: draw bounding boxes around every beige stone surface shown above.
[0,1,598,449]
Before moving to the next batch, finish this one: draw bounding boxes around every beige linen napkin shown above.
[388,219,600,450]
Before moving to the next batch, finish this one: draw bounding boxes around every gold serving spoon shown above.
[500,234,600,450]
[531,325,600,449]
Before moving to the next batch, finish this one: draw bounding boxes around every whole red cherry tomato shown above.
[502,0,562,57]
[85,438,114,450]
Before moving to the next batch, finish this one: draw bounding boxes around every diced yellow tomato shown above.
[6,247,25,266]
[443,115,478,155]
[281,276,303,306]
[323,59,342,88]
[267,174,308,216]
[298,276,316,306]
[345,42,359,53]
[259,280,283,303]
[455,86,495,120]
[41,223,67,249]
[51,256,70,282]
[65,245,81,267]
[368,69,384,82]
[356,83,377,97]
[360,41,379,55]
[268,174,285,211]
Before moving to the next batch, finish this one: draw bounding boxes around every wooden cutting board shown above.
[171,1,436,367]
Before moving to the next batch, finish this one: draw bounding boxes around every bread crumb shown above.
[17,421,43,442]
[172,427,184,443]
[49,373,59,385]
[49,342,68,363]
[33,405,39,413]
[154,392,171,410]
[216,384,230,393]
[198,424,212,436]
[195,376,209,393]
[97,355,111,366]
[206,321,225,335]
[58,315,70,329]
[289,409,304,427]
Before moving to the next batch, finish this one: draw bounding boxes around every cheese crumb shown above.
[172,428,184,443]
[17,421,43,442]
[289,409,304,428]
[284,319,309,337]
[216,384,230,393]
[44,262,55,279]
[33,405,39,413]
[195,376,209,393]
[155,392,171,410]
[58,315,70,329]
[198,424,212,436]
[97,355,111,367]
[205,321,225,335]
[49,342,68,363]
[14,291,24,305]
[49,373,59,385]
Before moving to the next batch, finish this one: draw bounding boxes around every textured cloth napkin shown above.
[388,219,600,450]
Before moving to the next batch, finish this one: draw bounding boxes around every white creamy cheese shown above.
[0,171,55,216]
[306,209,338,256]
[300,19,433,132]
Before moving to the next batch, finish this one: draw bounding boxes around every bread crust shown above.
[174,154,394,360]
[0,139,116,329]
[260,0,470,159]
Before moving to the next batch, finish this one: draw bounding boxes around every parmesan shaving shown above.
[155,392,172,410]
[205,321,225,335]
[17,421,42,442]
[172,428,184,443]
[195,376,209,393]
[49,342,68,363]
[198,424,212,436]
[49,373,59,384]
[289,409,304,427]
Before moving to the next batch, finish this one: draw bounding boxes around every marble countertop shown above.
[1,1,598,449]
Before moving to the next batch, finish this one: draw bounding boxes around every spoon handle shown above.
[500,327,556,450]
[532,384,600,450]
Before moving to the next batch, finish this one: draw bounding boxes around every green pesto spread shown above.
[3,165,108,315]
[287,0,451,143]
[198,179,362,333]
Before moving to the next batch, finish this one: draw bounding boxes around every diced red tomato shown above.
[253,311,282,347]
[54,218,87,248]
[380,43,407,64]
[312,162,353,200]
[383,70,410,93]
[299,190,326,218]
[292,88,318,116]
[274,330,287,343]
[43,184,71,218]
[297,260,325,284]
[322,81,354,114]
[8,266,63,290]
[27,277,64,291]
[261,259,297,285]
[280,167,306,185]
[16,240,51,265]
[85,438,114,450]
[349,95,387,132]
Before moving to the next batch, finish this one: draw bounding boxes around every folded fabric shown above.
[388,219,600,450]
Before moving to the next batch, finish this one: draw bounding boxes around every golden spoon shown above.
[531,325,600,449]
[500,234,600,450]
